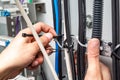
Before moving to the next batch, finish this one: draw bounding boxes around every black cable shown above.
[111,0,117,79]
[41,67,47,80]
[52,0,56,28]
[63,0,76,80]
[58,0,63,79]
[22,33,63,38]
[112,0,120,79]
[77,0,86,80]
[112,52,120,60]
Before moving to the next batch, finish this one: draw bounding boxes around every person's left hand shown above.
[0,22,56,79]
[74,38,111,80]
[85,38,111,80]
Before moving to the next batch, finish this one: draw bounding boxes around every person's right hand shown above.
[0,22,56,79]
[85,38,111,80]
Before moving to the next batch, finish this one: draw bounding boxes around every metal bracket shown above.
[101,41,112,57]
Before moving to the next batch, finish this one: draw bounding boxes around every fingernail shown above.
[32,61,39,67]
[45,33,53,40]
[92,39,99,47]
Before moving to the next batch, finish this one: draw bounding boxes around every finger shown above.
[45,45,54,55]
[17,22,56,42]
[34,22,57,36]
[30,33,53,54]
[29,45,53,68]
[85,38,102,80]
[6,68,23,79]
[27,45,53,69]
[31,53,44,67]
[27,53,44,69]
[100,63,111,80]
[20,22,56,35]
[39,33,53,46]
[87,38,100,70]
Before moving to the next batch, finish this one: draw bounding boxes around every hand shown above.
[0,22,56,79]
[85,38,111,80]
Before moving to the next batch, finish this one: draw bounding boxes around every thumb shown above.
[31,33,53,52]
[40,33,53,46]
[87,38,100,69]
[85,38,102,80]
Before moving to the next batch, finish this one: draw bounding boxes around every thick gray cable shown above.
[14,0,59,80]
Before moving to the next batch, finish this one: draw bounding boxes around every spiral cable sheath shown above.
[92,0,103,40]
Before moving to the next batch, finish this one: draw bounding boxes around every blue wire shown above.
[54,0,59,75]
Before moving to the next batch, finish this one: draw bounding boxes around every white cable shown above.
[73,36,104,51]
[14,0,59,80]
[73,36,87,47]
[24,68,27,77]
[54,39,63,49]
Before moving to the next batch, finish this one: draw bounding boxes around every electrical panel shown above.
[0,0,29,16]
[0,0,113,80]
